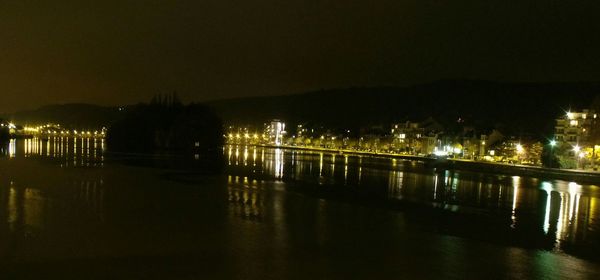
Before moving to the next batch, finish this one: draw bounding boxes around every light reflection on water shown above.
[1,137,104,167]
[225,145,600,258]
[0,140,599,273]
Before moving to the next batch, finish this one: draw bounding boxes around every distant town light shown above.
[573,145,581,153]
[567,112,574,119]
[549,140,556,146]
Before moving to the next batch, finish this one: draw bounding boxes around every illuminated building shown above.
[391,118,442,155]
[264,120,286,146]
[555,110,597,147]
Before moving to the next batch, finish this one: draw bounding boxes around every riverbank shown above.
[237,143,600,184]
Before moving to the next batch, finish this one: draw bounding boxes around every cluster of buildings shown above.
[226,109,600,170]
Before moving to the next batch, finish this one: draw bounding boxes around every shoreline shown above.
[233,143,600,184]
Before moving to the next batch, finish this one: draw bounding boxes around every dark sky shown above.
[1,1,599,113]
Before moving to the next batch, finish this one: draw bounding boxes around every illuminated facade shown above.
[555,110,597,147]
[264,120,286,146]
[391,119,442,155]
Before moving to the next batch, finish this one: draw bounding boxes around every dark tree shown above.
[106,98,223,153]
[541,144,560,168]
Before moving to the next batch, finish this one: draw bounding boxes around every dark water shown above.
[0,139,599,279]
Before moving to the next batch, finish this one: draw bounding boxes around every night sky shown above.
[1,1,599,113]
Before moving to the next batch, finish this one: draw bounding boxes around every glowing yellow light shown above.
[516,144,524,154]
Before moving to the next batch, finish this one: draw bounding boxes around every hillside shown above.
[2,80,599,136]
[207,80,600,137]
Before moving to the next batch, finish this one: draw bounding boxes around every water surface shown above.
[0,139,598,279]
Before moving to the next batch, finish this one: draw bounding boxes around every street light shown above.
[573,145,580,153]
[550,140,556,147]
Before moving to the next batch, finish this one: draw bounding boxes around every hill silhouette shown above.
[207,80,600,138]
[2,80,599,138]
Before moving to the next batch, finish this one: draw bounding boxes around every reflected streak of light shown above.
[358,167,362,184]
[477,182,482,204]
[358,157,363,184]
[253,148,257,167]
[556,192,567,248]
[388,170,404,199]
[542,182,553,234]
[319,153,324,177]
[87,138,91,160]
[433,174,438,200]
[9,139,16,158]
[274,148,283,179]
[53,137,57,156]
[24,139,30,156]
[243,147,248,166]
[228,146,232,165]
[331,154,336,177]
[235,147,239,165]
[511,176,520,229]
[568,182,581,221]
[344,155,348,184]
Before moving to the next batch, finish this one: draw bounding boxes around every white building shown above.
[555,109,597,147]
[264,120,286,146]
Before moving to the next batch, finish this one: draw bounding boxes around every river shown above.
[0,139,598,279]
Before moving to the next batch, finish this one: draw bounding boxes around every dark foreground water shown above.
[0,139,599,279]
